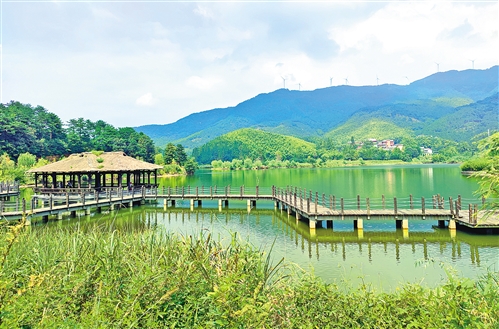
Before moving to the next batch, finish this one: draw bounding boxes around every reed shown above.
[0,222,497,328]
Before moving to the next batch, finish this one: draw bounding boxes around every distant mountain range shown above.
[135,66,498,149]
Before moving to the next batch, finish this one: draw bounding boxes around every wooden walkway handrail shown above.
[0,185,496,229]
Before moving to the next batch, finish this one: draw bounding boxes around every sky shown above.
[2,1,498,127]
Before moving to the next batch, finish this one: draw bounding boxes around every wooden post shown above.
[421,197,425,216]
[50,194,53,210]
[410,194,413,209]
[457,195,461,211]
[357,195,360,210]
[432,196,436,209]
[394,197,398,215]
[468,204,472,224]
[66,193,69,209]
[315,192,318,214]
[22,198,26,215]
[366,197,370,219]
[256,186,259,199]
[455,200,459,218]
[340,198,344,215]
[473,204,478,224]
[449,197,454,217]
[333,196,336,210]
[382,195,385,210]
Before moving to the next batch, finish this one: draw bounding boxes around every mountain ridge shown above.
[135,66,498,149]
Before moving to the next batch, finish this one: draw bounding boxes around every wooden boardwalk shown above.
[1,185,497,232]
[0,182,20,200]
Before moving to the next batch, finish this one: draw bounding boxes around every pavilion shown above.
[27,152,163,193]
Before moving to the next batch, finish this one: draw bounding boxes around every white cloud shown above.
[136,93,157,106]
[194,5,213,19]
[185,76,222,91]
[3,2,498,127]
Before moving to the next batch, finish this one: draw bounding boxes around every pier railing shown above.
[0,185,494,227]
[0,181,20,195]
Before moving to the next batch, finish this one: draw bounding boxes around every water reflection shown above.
[34,204,499,287]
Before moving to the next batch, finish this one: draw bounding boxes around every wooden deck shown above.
[0,185,497,232]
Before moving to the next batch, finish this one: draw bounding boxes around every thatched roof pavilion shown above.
[28,152,162,192]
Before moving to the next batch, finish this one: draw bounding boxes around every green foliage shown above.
[0,102,156,162]
[184,157,198,175]
[461,158,493,172]
[154,153,165,166]
[192,128,317,164]
[0,224,497,328]
[324,118,412,144]
[16,152,36,169]
[163,143,188,166]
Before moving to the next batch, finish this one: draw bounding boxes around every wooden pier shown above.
[0,182,20,200]
[1,185,497,233]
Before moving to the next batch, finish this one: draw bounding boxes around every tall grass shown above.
[0,221,497,328]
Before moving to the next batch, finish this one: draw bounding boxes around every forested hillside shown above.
[192,128,317,164]
[136,66,498,149]
[0,101,155,162]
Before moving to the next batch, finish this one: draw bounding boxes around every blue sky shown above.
[2,1,498,127]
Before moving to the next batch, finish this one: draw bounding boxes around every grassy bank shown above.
[0,221,497,328]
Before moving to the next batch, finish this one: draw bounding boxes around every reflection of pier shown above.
[135,207,494,265]
[1,185,498,233]
[274,209,492,264]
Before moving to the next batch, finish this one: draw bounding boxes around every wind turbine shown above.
[435,62,440,72]
[376,75,379,86]
[469,59,475,69]
[329,77,333,87]
[404,76,409,85]
[344,77,349,85]
[281,76,287,89]
[298,83,302,91]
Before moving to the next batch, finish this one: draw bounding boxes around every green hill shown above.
[192,128,317,164]
[324,118,412,143]
[421,93,498,141]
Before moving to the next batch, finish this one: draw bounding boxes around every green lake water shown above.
[38,164,499,290]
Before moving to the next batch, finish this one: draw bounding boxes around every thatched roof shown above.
[27,152,162,174]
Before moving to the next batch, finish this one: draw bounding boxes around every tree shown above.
[154,153,165,165]
[164,143,177,165]
[17,152,37,169]
[184,158,198,175]
[175,144,188,166]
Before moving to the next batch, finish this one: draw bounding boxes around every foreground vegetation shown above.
[0,221,497,328]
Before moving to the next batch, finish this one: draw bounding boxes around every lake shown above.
[40,164,499,290]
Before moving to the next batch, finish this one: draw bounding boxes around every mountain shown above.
[325,93,498,142]
[135,66,498,149]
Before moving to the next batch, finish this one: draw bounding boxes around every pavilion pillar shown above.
[34,174,39,188]
[52,173,57,188]
[148,172,151,185]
